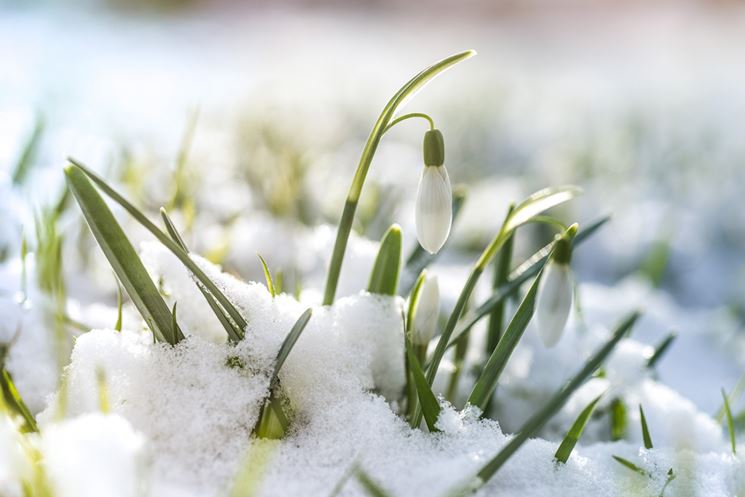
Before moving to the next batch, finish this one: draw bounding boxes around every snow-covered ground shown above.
[2,3,745,496]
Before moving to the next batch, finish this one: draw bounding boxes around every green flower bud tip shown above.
[423,129,445,167]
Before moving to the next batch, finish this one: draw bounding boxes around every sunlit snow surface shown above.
[2,4,745,497]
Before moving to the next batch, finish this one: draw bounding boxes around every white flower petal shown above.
[412,274,440,345]
[535,262,573,348]
[415,165,452,254]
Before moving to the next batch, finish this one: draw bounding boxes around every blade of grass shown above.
[639,404,653,449]
[269,309,313,390]
[449,311,640,496]
[254,308,313,439]
[12,115,44,184]
[327,462,357,497]
[646,332,676,369]
[0,368,38,433]
[405,272,427,419]
[466,266,544,410]
[610,398,627,441]
[355,468,394,497]
[405,333,441,431]
[485,205,515,355]
[258,255,277,297]
[367,224,402,296]
[114,278,123,332]
[68,159,248,336]
[504,186,582,233]
[659,468,676,497]
[554,393,604,463]
[612,455,648,476]
[722,387,737,454]
[65,165,183,345]
[160,208,243,342]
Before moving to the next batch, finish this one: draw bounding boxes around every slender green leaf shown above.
[639,404,653,449]
[647,332,676,369]
[68,159,247,336]
[504,186,582,233]
[12,116,44,184]
[65,165,183,345]
[449,312,640,496]
[327,463,357,497]
[554,393,604,463]
[722,387,737,454]
[486,205,515,355]
[405,273,427,420]
[659,468,676,497]
[254,394,289,440]
[0,368,38,433]
[160,208,243,342]
[114,278,123,332]
[524,215,568,232]
[610,398,627,441]
[270,309,313,390]
[612,455,648,476]
[258,255,277,297]
[355,468,394,497]
[406,338,441,431]
[467,270,543,410]
[368,225,402,295]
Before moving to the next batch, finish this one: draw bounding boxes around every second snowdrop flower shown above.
[536,235,574,348]
[416,129,452,254]
[412,273,440,346]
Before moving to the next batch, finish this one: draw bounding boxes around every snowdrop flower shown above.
[412,273,440,345]
[536,237,574,348]
[415,129,452,254]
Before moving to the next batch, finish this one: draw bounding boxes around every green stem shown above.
[321,50,476,306]
[383,112,435,133]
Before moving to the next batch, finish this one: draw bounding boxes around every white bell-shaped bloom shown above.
[535,261,573,348]
[412,274,440,345]
[415,165,452,254]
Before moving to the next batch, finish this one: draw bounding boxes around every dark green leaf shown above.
[270,309,313,390]
[65,164,183,345]
[367,225,402,296]
[647,332,676,369]
[639,404,653,449]
[612,455,648,476]
[160,208,243,342]
[68,159,247,337]
[467,271,543,410]
[258,254,277,297]
[554,393,604,463]
[722,388,737,454]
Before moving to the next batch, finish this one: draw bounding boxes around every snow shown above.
[6,244,732,496]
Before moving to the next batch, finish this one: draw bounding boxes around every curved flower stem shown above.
[321,50,476,306]
[383,112,435,134]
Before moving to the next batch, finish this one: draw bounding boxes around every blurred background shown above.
[2,0,745,411]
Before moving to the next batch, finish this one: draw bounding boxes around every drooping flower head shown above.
[415,129,452,254]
